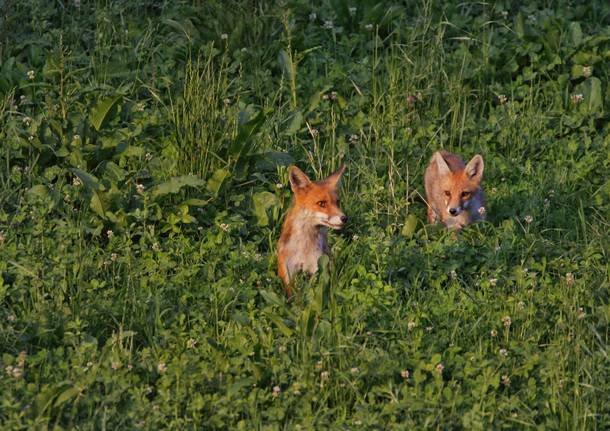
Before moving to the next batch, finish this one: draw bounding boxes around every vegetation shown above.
[1,0,609,428]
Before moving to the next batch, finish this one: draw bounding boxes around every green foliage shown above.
[0,0,609,429]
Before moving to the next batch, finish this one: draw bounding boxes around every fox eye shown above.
[444,191,451,197]
[317,200,327,208]
[461,191,471,198]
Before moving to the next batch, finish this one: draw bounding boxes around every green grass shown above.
[0,0,609,429]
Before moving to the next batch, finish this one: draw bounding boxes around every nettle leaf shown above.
[252,191,278,227]
[91,95,122,131]
[150,175,205,199]
[284,111,302,135]
[575,77,602,112]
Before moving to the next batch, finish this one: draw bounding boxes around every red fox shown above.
[277,165,347,296]
[424,150,486,229]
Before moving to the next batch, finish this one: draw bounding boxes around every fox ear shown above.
[434,152,451,176]
[289,166,311,192]
[465,155,484,182]
[324,164,346,188]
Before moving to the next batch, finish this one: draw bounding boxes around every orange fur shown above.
[277,165,347,296]
[424,151,486,229]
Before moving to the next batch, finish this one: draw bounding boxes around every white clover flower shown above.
[275,183,284,189]
[278,345,287,353]
[221,33,228,40]
[582,66,592,78]
[157,362,167,373]
[145,152,153,161]
[309,12,317,22]
[219,223,229,232]
[350,367,359,374]
[352,234,359,241]
[517,301,525,310]
[490,329,498,337]
[407,321,416,331]
[435,363,444,374]
[107,230,114,239]
[489,278,498,287]
[223,98,231,106]
[497,94,508,104]
[320,371,330,381]
[502,315,511,327]
[577,307,586,319]
[27,70,35,80]
[309,128,319,138]
[499,348,508,357]
[323,20,334,29]
[425,326,433,332]
[365,24,373,31]
[400,369,409,379]
[501,374,510,386]
[450,270,457,280]
[348,7,357,16]
[135,102,146,112]
[272,385,281,397]
[136,183,145,193]
[571,93,584,104]
[72,176,82,187]
[523,215,533,224]
[566,273,574,286]
[478,206,487,216]
[22,116,31,126]
[110,253,118,262]
[349,134,359,144]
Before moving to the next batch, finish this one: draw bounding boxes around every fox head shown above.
[288,165,347,229]
[435,153,484,218]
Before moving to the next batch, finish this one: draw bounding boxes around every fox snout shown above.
[448,207,461,216]
[327,213,348,229]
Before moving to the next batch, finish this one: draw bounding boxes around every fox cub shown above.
[277,165,347,297]
[424,151,486,229]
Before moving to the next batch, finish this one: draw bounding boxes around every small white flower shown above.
[349,134,359,144]
[221,33,228,40]
[490,329,498,337]
[407,321,416,331]
[22,116,31,126]
[309,128,319,138]
[352,234,359,241]
[435,363,444,374]
[145,152,153,161]
[223,98,231,106]
[577,307,586,319]
[136,183,145,193]
[501,374,510,386]
[323,20,334,29]
[152,242,160,252]
[497,94,508,104]
[502,316,511,327]
[400,369,409,379]
[499,348,508,357]
[348,7,357,16]
[478,206,487,216]
[309,12,317,22]
[106,230,114,239]
[272,385,281,397]
[275,183,284,189]
[517,301,525,310]
[489,278,498,287]
[450,270,457,280]
[135,102,146,112]
[582,66,592,78]
[571,93,584,104]
[27,70,35,80]
[157,362,167,373]
[566,273,574,286]
[365,24,373,31]
[425,326,433,332]
[110,253,118,262]
[219,223,229,232]
[350,367,359,374]
[72,176,82,187]
[523,215,533,224]
[320,371,330,381]
[278,345,287,353]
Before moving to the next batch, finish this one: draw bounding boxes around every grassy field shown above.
[1,0,609,429]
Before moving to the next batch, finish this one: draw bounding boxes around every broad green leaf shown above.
[26,185,49,200]
[284,111,302,135]
[71,168,105,191]
[54,387,81,407]
[90,95,122,131]
[252,191,278,226]
[569,22,583,46]
[90,191,106,219]
[401,214,418,238]
[206,168,230,196]
[151,175,205,199]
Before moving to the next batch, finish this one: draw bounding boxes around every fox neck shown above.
[283,207,328,252]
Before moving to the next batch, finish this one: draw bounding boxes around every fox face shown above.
[424,151,485,228]
[288,165,347,229]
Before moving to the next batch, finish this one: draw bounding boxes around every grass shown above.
[0,0,609,429]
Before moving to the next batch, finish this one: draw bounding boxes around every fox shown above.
[424,150,486,229]
[277,165,347,297]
